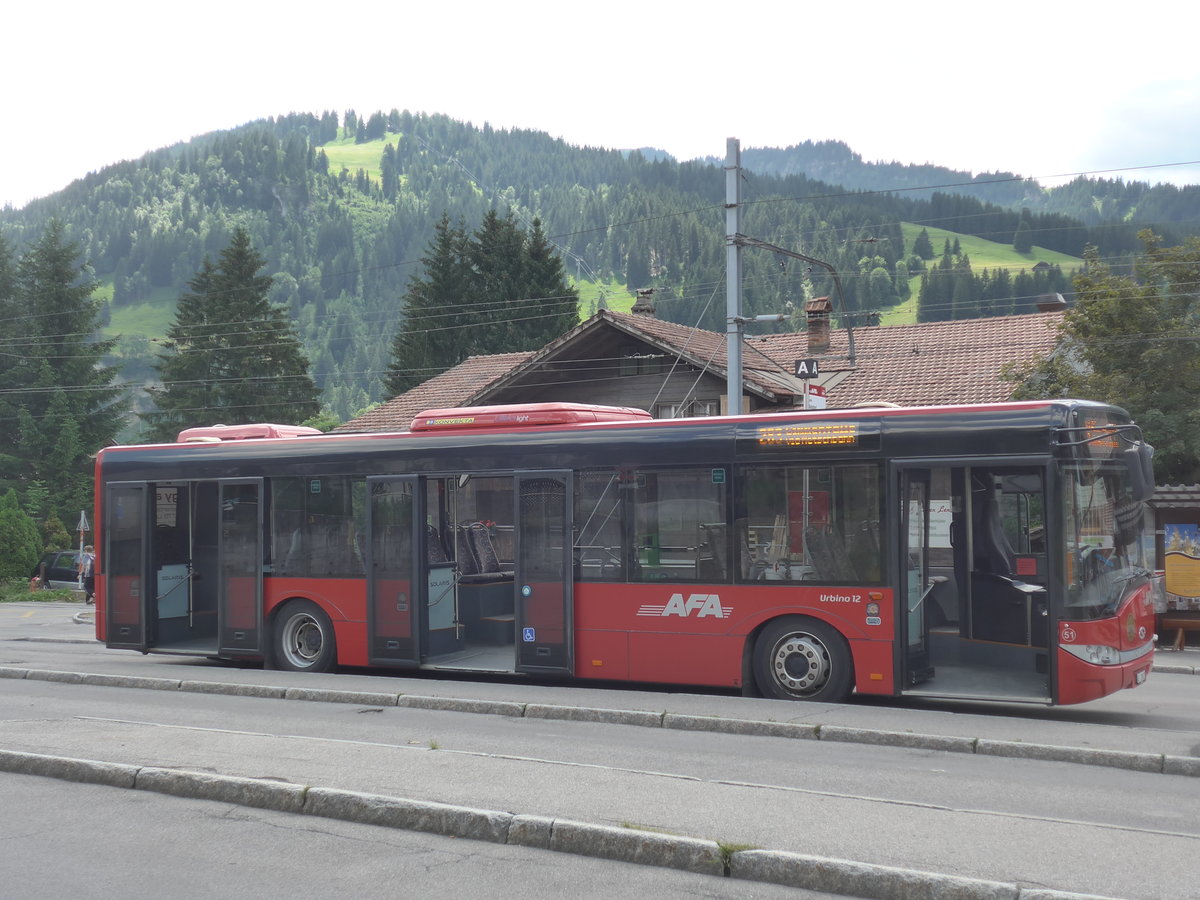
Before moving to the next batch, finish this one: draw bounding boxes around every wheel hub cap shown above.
[772,634,830,694]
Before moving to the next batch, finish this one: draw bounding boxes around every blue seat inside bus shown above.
[451,521,514,645]
[455,522,512,584]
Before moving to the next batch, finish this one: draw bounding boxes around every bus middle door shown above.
[217,480,264,657]
[514,471,574,674]
[366,476,423,667]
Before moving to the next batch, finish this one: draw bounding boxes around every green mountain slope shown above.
[0,111,1186,430]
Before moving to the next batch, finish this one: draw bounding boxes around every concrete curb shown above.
[730,849,1020,899]
[1152,662,1200,675]
[0,748,1121,899]
[2,664,1198,778]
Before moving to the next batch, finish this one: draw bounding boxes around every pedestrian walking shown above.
[81,545,96,604]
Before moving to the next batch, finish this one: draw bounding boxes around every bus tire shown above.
[273,600,337,673]
[753,616,852,702]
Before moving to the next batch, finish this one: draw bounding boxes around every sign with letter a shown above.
[794,358,820,378]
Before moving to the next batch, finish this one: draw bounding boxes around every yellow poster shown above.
[1164,524,1200,598]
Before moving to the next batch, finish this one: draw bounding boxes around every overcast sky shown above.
[4,1,1198,210]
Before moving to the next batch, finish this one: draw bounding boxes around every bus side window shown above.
[630,468,728,584]
[575,470,624,581]
[736,463,884,585]
[279,475,366,578]
[271,477,307,577]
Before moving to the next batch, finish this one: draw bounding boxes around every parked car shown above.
[31,550,82,590]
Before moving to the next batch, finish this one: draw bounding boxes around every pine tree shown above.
[625,238,651,292]
[0,234,24,444]
[469,210,529,348]
[521,218,580,346]
[142,259,221,439]
[1013,217,1034,254]
[385,215,473,397]
[384,211,580,398]
[0,221,126,525]
[913,228,935,260]
[144,227,319,440]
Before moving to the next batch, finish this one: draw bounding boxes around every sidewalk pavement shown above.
[6,601,1200,767]
[3,601,1199,899]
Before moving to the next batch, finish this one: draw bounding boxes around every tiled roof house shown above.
[756,310,1065,408]
[335,307,1066,433]
[337,352,533,434]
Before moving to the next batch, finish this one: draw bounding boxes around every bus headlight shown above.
[1061,643,1120,666]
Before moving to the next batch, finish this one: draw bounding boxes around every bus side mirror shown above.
[1124,442,1155,502]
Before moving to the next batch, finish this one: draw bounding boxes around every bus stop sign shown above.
[794,358,820,378]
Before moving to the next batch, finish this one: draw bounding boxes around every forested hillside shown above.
[727,140,1200,225]
[1,110,1194,426]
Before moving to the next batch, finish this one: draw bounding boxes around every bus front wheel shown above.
[753,617,852,702]
[273,600,337,673]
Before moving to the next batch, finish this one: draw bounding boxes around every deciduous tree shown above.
[0,489,41,579]
[1010,231,1200,483]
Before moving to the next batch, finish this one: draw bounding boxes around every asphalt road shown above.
[3,601,1199,899]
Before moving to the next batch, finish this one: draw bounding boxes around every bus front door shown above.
[900,468,934,687]
[367,476,422,667]
[899,464,1052,703]
[514,471,574,674]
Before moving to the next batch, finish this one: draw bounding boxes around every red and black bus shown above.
[93,399,1157,706]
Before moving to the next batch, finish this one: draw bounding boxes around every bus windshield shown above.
[1062,459,1149,619]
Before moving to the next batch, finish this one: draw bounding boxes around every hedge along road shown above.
[2,609,1200,898]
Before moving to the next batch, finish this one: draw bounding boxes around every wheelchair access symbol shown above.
[522,627,536,642]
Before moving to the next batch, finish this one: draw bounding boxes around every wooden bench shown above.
[1159,613,1200,651]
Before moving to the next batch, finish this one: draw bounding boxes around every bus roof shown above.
[176,423,323,442]
[410,402,653,432]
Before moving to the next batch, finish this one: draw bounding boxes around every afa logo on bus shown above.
[637,593,732,618]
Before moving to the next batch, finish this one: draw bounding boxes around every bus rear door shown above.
[103,479,264,658]
[104,483,149,651]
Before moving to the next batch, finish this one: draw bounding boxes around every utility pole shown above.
[724,137,855,414]
[732,236,857,368]
[725,137,743,414]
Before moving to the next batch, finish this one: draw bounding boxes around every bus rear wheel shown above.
[273,600,337,673]
[753,617,852,702]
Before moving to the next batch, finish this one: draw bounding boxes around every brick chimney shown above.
[806,296,832,353]
[1036,292,1067,313]
[631,288,656,317]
